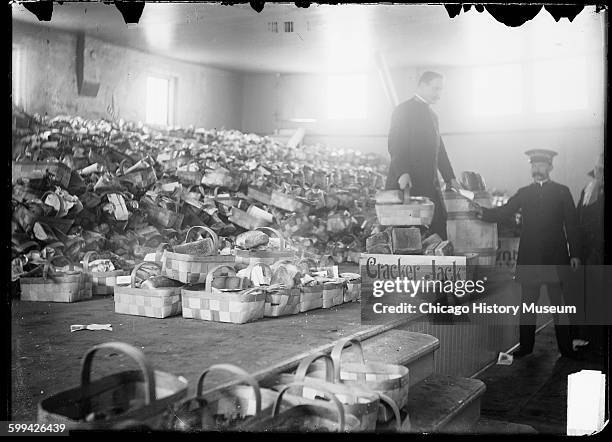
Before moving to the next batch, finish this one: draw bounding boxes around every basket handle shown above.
[330,338,366,383]
[205,265,237,291]
[255,227,286,250]
[184,225,218,250]
[45,255,77,278]
[319,254,335,269]
[41,191,65,218]
[80,342,156,412]
[378,393,404,432]
[248,262,272,286]
[81,251,98,270]
[296,258,317,274]
[155,243,172,261]
[130,261,161,288]
[294,352,335,384]
[196,364,262,415]
[237,287,264,297]
[272,381,345,432]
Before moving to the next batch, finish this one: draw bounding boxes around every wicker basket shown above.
[296,258,323,312]
[228,206,270,230]
[247,186,273,206]
[270,190,311,213]
[176,170,203,186]
[38,342,188,430]
[166,364,278,431]
[330,338,410,423]
[181,265,265,324]
[81,251,127,296]
[142,196,184,230]
[114,262,183,319]
[240,381,361,433]
[161,226,235,284]
[276,353,381,431]
[322,281,344,309]
[264,285,301,317]
[375,197,435,226]
[340,273,361,303]
[12,160,72,188]
[20,257,92,303]
[117,162,157,190]
[234,227,296,268]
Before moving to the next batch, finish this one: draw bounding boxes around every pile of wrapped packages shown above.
[11,111,385,320]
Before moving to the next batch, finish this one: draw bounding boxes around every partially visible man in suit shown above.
[386,71,461,240]
[472,149,583,359]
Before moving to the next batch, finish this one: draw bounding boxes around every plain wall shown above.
[12,21,244,130]
[241,55,604,201]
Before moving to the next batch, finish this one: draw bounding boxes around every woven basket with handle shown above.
[161,226,234,284]
[234,227,296,268]
[37,342,188,430]
[20,256,92,303]
[296,258,324,312]
[276,353,381,431]
[81,251,126,296]
[240,380,360,432]
[12,160,72,188]
[181,265,265,324]
[330,338,410,423]
[166,364,278,431]
[340,273,361,303]
[114,262,183,319]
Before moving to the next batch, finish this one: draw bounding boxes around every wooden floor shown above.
[11,295,388,421]
[476,324,608,434]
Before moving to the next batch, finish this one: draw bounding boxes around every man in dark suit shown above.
[385,71,461,240]
[472,149,582,359]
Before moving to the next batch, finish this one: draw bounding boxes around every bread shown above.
[174,238,215,256]
[140,276,183,289]
[235,230,269,249]
[270,263,301,288]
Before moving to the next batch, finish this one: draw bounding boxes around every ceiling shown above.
[12,2,604,73]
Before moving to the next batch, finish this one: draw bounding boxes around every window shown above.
[146,75,173,126]
[472,64,523,116]
[533,57,588,113]
[12,45,23,109]
[327,74,367,120]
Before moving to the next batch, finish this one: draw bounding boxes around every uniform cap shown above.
[525,149,558,164]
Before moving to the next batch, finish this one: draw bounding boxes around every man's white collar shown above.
[415,93,429,104]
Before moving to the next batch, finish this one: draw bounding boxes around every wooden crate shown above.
[375,199,434,226]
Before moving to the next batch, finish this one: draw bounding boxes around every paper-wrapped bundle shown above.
[173,238,215,256]
[235,230,269,250]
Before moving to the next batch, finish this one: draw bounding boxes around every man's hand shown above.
[398,173,412,190]
[469,200,484,219]
[570,257,581,271]
[448,178,462,191]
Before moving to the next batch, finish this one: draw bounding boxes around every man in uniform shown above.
[386,71,461,240]
[472,149,582,359]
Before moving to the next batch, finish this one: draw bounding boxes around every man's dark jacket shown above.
[481,180,581,282]
[385,97,456,195]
